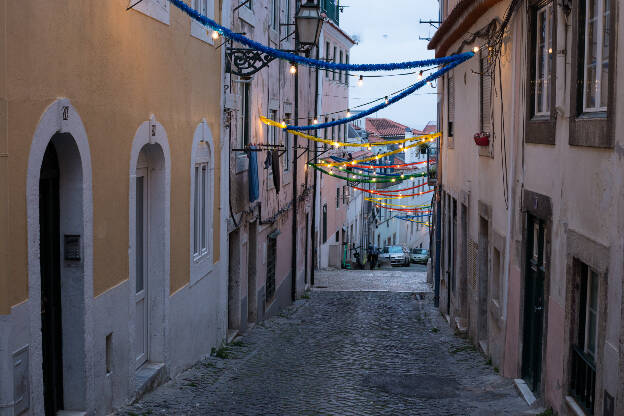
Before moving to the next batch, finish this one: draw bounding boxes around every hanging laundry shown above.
[247,146,259,202]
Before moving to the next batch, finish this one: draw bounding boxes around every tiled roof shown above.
[365,118,409,138]
[423,121,437,134]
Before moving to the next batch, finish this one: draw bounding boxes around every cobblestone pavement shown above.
[121,271,533,416]
[314,267,429,292]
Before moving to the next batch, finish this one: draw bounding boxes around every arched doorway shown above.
[27,99,94,415]
[129,118,170,374]
[39,134,88,414]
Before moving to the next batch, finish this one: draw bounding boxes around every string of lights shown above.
[309,164,421,183]
[371,200,432,208]
[314,135,439,167]
[168,0,472,72]
[365,189,434,201]
[285,53,473,131]
[331,166,427,180]
[351,183,428,195]
[261,116,439,148]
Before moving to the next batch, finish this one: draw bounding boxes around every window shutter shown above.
[447,72,455,136]
[480,53,492,133]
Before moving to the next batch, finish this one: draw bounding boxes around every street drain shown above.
[362,374,459,399]
[314,286,328,288]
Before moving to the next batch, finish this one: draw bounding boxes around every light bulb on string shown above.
[358,75,363,87]
[313,117,318,124]
[289,63,297,74]
[473,46,480,53]
[417,71,424,81]
[212,30,220,40]
[346,109,351,117]
[384,96,389,105]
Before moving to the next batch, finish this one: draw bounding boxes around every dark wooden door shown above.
[522,215,545,393]
[39,143,64,415]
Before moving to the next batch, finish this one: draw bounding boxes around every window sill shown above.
[269,29,279,44]
[130,0,170,25]
[525,117,556,145]
[238,7,256,27]
[235,155,249,173]
[478,145,493,158]
[570,111,612,148]
[577,111,607,121]
[447,136,455,149]
[190,256,214,286]
[191,20,215,45]
[565,396,588,416]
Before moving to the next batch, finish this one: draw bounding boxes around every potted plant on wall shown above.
[473,132,490,146]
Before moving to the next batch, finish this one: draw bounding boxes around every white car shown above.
[384,245,410,267]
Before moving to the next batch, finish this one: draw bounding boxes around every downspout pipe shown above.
[291,1,299,301]
[310,45,320,287]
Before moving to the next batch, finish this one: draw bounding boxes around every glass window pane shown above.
[600,0,610,106]
[585,0,599,109]
[194,166,199,255]
[201,166,207,251]
[136,177,144,292]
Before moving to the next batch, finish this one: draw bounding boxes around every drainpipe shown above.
[291,4,299,302]
[310,46,320,287]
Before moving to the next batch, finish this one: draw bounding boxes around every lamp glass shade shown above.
[295,2,323,46]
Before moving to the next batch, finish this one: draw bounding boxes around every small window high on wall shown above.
[525,0,556,144]
[447,71,455,137]
[480,51,492,133]
[569,0,615,147]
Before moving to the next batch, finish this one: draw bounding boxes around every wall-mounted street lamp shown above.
[295,0,324,48]
[225,0,324,77]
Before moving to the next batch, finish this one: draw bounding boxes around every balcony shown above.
[321,0,340,25]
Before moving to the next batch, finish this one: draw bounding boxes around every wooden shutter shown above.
[480,52,492,133]
[447,71,455,136]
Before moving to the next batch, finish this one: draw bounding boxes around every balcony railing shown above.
[321,0,339,25]
[570,346,596,415]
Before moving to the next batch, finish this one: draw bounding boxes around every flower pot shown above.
[474,132,490,146]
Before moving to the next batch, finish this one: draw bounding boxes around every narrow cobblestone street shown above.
[121,268,532,415]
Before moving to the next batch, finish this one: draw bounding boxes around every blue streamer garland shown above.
[287,52,473,131]
[167,0,473,72]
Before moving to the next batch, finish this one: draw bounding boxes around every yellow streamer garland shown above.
[260,116,441,150]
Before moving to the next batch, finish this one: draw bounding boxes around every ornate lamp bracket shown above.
[226,47,276,77]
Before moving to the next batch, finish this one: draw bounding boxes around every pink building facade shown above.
[430,0,624,415]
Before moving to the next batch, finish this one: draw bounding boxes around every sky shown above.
[339,0,440,130]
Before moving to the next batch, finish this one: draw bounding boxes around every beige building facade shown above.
[0,1,229,414]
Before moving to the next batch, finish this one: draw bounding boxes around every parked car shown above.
[411,248,429,264]
[385,245,410,267]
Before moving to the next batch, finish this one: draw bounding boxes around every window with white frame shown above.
[191,0,215,43]
[583,0,610,111]
[268,109,278,146]
[339,50,343,82]
[271,0,279,31]
[238,82,250,149]
[534,3,553,116]
[332,46,337,80]
[325,42,331,78]
[283,113,291,171]
[193,163,210,259]
[580,265,599,359]
[190,121,214,284]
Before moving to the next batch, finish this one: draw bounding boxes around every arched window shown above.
[190,120,215,284]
